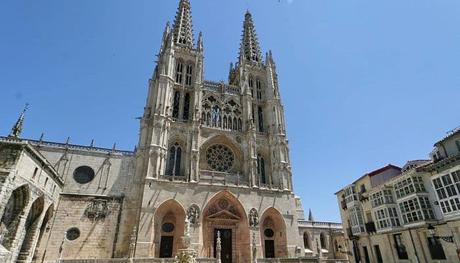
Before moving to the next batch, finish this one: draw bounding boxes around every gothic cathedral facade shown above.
[135,1,296,261]
[0,1,347,262]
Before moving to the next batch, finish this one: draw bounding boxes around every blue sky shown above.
[1,0,460,221]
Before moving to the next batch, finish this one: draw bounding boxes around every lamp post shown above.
[427,224,455,243]
[427,224,460,261]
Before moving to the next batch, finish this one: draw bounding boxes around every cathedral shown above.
[0,1,347,262]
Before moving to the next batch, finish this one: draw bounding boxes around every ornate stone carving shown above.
[249,208,259,227]
[187,204,200,225]
[84,199,109,221]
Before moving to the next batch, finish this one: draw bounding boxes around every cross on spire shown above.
[9,103,29,138]
[172,0,194,48]
[240,11,262,64]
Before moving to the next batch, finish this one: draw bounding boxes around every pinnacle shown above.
[239,10,262,64]
[172,0,194,48]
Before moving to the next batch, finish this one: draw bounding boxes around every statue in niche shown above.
[187,204,200,225]
[249,208,259,227]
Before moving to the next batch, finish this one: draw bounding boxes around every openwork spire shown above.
[240,11,262,64]
[172,0,194,48]
[9,103,29,138]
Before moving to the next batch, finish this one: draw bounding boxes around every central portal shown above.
[214,229,232,263]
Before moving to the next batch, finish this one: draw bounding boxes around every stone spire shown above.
[172,0,194,48]
[308,209,314,221]
[9,103,28,138]
[239,11,262,64]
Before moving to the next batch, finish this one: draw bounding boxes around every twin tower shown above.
[137,0,292,189]
[134,0,301,261]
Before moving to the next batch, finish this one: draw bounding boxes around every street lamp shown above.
[427,224,455,243]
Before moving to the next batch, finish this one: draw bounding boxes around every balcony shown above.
[199,170,249,186]
[365,222,376,234]
[341,200,347,210]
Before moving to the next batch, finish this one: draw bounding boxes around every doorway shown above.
[214,229,232,263]
[265,240,275,258]
[159,236,174,258]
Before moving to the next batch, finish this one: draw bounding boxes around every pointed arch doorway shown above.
[202,191,250,263]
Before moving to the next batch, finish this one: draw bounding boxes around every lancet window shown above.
[256,79,263,100]
[172,91,180,119]
[166,143,182,176]
[258,106,264,132]
[185,64,193,86]
[183,93,190,120]
[175,61,184,84]
[257,154,266,185]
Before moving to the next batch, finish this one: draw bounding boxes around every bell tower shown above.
[137,0,204,181]
[229,11,293,190]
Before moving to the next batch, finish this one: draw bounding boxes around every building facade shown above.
[0,1,347,263]
[336,128,460,263]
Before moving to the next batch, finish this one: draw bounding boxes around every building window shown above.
[32,167,38,180]
[398,197,435,224]
[257,154,266,185]
[371,189,395,208]
[185,64,193,86]
[166,143,182,176]
[393,234,408,259]
[303,232,310,249]
[320,233,326,249]
[256,79,262,100]
[374,207,400,230]
[395,176,426,199]
[183,93,190,121]
[427,237,447,260]
[349,206,365,234]
[362,246,370,263]
[456,140,460,152]
[73,166,95,184]
[206,144,234,172]
[172,91,180,119]
[433,171,460,215]
[175,61,183,84]
[258,106,264,132]
[66,227,81,241]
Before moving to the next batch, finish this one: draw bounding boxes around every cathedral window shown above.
[185,64,193,86]
[238,118,242,131]
[249,77,254,97]
[172,91,180,119]
[257,154,266,184]
[256,79,262,100]
[233,117,238,130]
[206,144,234,172]
[73,166,95,184]
[258,106,264,132]
[166,143,182,176]
[175,61,183,84]
[183,93,190,121]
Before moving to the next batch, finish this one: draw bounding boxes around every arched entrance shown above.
[260,208,287,258]
[17,196,44,261]
[0,185,30,250]
[202,191,250,263]
[152,199,186,258]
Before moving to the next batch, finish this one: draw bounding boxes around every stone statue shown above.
[187,204,200,225]
[249,208,259,227]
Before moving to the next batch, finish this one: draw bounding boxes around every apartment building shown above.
[336,128,460,263]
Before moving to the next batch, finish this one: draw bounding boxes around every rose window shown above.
[206,144,234,172]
